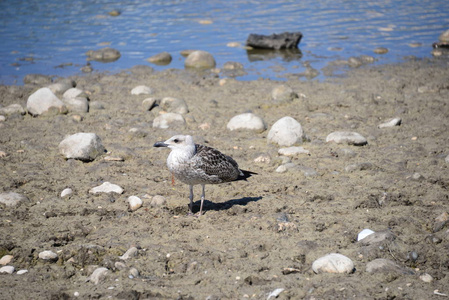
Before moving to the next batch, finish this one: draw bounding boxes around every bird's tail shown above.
[237,169,257,181]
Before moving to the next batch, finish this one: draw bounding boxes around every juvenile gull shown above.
[154,135,256,215]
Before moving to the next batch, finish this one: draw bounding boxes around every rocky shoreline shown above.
[0,57,448,299]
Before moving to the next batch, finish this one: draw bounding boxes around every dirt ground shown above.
[1,57,449,299]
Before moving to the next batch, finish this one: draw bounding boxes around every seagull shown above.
[153,135,256,215]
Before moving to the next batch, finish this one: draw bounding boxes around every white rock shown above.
[0,255,13,265]
[150,195,167,207]
[267,116,304,146]
[160,97,189,114]
[27,87,67,116]
[119,247,138,260]
[276,165,288,173]
[126,196,142,211]
[378,117,401,128]
[278,146,309,156]
[129,267,139,278]
[63,97,89,113]
[61,188,73,198]
[227,113,267,133]
[326,131,367,146]
[0,115,5,122]
[63,88,85,100]
[0,192,29,207]
[420,273,433,283]
[184,50,216,69]
[88,267,109,285]
[131,85,152,95]
[357,229,375,241]
[142,98,157,111]
[17,269,28,275]
[153,113,186,129]
[312,253,354,274]
[267,288,285,299]
[0,104,25,115]
[89,182,124,194]
[59,132,105,161]
[0,266,15,274]
[39,250,58,260]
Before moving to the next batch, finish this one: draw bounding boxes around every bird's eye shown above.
[173,139,179,143]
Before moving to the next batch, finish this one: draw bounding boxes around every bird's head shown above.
[153,135,195,151]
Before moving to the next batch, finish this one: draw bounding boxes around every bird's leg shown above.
[188,185,194,215]
[198,184,206,216]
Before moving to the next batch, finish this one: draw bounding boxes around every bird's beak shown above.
[153,141,169,147]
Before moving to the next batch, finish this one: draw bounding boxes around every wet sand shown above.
[1,58,449,299]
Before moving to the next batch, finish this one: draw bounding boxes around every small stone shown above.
[0,115,5,122]
[89,182,124,194]
[0,104,25,115]
[358,230,394,245]
[439,29,449,43]
[0,192,30,207]
[227,42,241,48]
[276,165,288,173]
[326,131,367,146]
[59,133,105,161]
[0,266,15,274]
[180,49,196,57]
[254,153,271,164]
[16,269,28,275]
[445,155,449,163]
[378,118,401,128]
[131,85,152,95]
[150,195,166,207]
[104,156,124,162]
[39,250,58,260]
[147,52,172,65]
[374,47,389,54]
[47,80,76,94]
[27,87,67,116]
[223,61,244,70]
[0,255,13,265]
[419,273,433,283]
[160,97,189,114]
[126,196,142,211]
[114,261,126,270]
[142,98,158,111]
[108,10,120,16]
[357,229,375,241]
[267,288,285,299]
[119,247,138,260]
[348,57,362,68]
[227,113,266,133]
[312,253,354,274]
[345,162,374,172]
[267,116,305,146]
[278,146,309,156]
[86,47,121,62]
[63,97,89,113]
[63,88,86,100]
[61,188,73,198]
[23,74,52,85]
[433,212,449,232]
[411,172,425,181]
[184,50,216,69]
[271,85,298,103]
[129,267,139,278]
[88,267,109,284]
[366,258,414,275]
[153,113,186,129]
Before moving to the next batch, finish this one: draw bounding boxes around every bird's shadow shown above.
[192,196,263,214]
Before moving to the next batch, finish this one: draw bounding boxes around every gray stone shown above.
[366,258,414,275]
[312,253,354,274]
[184,50,216,69]
[246,32,302,50]
[153,113,186,129]
[223,61,244,70]
[88,267,109,284]
[86,47,121,62]
[63,97,89,113]
[119,247,138,260]
[348,57,362,68]
[147,52,172,65]
[160,97,189,114]
[267,116,304,146]
[326,131,367,146]
[23,74,52,85]
[59,132,105,161]
[345,162,374,172]
[278,146,309,156]
[47,79,76,94]
[131,85,152,95]
[38,250,58,260]
[0,104,25,115]
[271,85,298,103]
[63,88,86,100]
[27,87,68,116]
[89,182,124,194]
[142,98,158,111]
[0,192,30,207]
[150,195,167,207]
[227,113,266,132]
[439,29,449,43]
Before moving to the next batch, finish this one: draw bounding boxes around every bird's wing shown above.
[191,144,240,182]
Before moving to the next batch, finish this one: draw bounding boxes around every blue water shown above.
[1,0,448,85]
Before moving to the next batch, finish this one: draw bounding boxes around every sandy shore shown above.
[1,58,449,299]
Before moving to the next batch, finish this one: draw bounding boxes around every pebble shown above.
[312,253,354,274]
[184,50,216,69]
[27,87,68,116]
[119,246,138,260]
[88,267,109,284]
[267,116,305,146]
[129,267,139,278]
[153,112,186,129]
[253,153,271,164]
[439,29,449,43]
[180,49,195,57]
[89,182,124,194]
[61,188,73,198]
[227,42,241,47]
[419,273,433,283]
[358,230,394,245]
[86,47,121,62]
[0,266,15,274]
[278,146,309,156]
[89,101,105,110]
[276,165,288,173]
[271,85,298,103]
[142,98,158,111]
[374,47,389,54]
[0,255,13,265]
[223,61,244,70]
[326,131,367,146]
[114,261,126,270]
[17,269,28,275]
[126,196,142,211]
[0,115,5,122]
[150,195,166,207]
[366,258,414,275]
[147,52,172,65]
[345,162,374,172]
[63,97,89,113]
[357,229,375,241]
[39,250,58,260]
[227,113,267,133]
[378,117,401,128]
[0,104,25,115]
[160,97,189,114]
[59,132,105,161]
[131,85,152,95]
[0,192,30,207]
[433,212,449,233]
[267,288,284,299]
